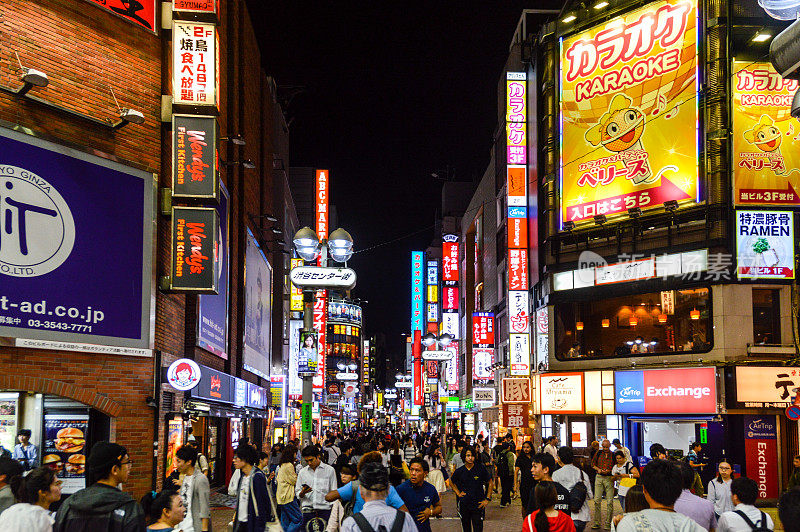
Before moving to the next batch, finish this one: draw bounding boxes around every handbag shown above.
[618,463,637,496]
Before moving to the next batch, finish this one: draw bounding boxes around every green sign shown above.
[465,398,474,410]
[301,403,312,433]
[441,410,446,430]
[700,427,707,444]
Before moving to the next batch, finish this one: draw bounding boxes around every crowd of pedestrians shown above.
[0,429,797,532]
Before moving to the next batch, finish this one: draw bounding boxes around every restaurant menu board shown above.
[0,400,17,451]
[43,415,88,494]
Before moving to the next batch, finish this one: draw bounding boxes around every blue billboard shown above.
[0,127,154,351]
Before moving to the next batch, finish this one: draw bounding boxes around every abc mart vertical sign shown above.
[0,127,155,353]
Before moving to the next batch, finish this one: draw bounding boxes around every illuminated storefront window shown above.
[555,287,711,360]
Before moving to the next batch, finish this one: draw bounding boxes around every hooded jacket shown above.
[53,482,145,532]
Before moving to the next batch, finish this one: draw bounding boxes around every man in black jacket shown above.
[53,441,145,532]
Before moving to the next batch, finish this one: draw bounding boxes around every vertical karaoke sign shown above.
[313,170,329,391]
[411,252,424,406]
[507,72,531,375]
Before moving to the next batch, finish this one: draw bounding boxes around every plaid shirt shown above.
[592,449,614,475]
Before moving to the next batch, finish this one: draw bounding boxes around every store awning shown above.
[626,415,715,423]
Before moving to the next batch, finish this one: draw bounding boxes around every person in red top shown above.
[522,481,575,532]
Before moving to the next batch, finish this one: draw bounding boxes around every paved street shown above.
[208,486,786,531]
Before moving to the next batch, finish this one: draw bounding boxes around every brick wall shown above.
[0,0,291,499]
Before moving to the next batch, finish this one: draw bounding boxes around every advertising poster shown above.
[165,417,184,477]
[733,61,800,206]
[509,333,531,375]
[535,308,549,372]
[243,229,272,379]
[298,331,319,375]
[736,210,794,279]
[87,0,156,32]
[43,414,88,494]
[472,312,495,346]
[472,348,495,381]
[735,366,800,407]
[0,128,153,353]
[445,345,459,391]
[743,415,778,499]
[288,320,303,399]
[197,184,229,358]
[270,376,286,420]
[560,0,699,225]
[0,397,17,451]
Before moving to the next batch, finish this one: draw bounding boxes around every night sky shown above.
[250,3,554,364]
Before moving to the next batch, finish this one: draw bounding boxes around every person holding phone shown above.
[296,446,338,528]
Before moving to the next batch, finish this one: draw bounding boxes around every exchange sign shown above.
[733,61,800,206]
[559,0,699,225]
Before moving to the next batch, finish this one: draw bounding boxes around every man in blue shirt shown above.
[396,458,442,532]
[12,429,38,471]
[326,451,408,514]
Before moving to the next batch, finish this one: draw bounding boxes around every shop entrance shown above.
[567,416,594,452]
[628,416,716,483]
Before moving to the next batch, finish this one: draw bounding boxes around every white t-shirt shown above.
[179,471,195,532]
[0,503,54,532]
[615,509,706,532]
[238,471,251,522]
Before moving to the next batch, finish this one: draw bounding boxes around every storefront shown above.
[0,392,110,496]
[723,366,797,499]
[614,367,720,479]
[170,364,269,486]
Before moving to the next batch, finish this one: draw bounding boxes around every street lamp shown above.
[328,228,354,263]
[292,227,320,261]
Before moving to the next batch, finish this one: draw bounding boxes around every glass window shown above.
[542,415,553,438]
[555,287,712,360]
[752,289,781,345]
[606,415,623,446]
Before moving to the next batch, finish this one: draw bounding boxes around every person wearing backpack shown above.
[552,446,593,532]
[340,462,416,532]
[497,443,516,507]
[716,477,774,532]
[325,452,408,517]
[53,441,145,532]
[522,481,575,532]
[526,453,570,518]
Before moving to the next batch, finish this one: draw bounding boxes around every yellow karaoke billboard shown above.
[733,61,800,206]
[559,0,699,226]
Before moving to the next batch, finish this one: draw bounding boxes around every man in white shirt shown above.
[543,436,559,461]
[717,477,774,532]
[552,446,593,532]
[296,445,338,528]
[175,445,210,532]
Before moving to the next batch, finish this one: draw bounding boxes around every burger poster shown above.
[559,0,699,226]
[44,415,88,494]
[733,61,800,206]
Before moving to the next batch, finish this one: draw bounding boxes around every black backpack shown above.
[569,469,588,514]
[352,509,405,532]
[734,510,771,532]
[496,451,510,477]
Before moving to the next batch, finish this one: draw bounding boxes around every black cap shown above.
[87,441,127,472]
[359,462,389,491]
[612,438,621,445]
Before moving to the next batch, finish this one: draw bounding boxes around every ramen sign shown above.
[559,0,699,225]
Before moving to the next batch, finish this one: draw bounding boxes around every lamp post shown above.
[292,226,354,448]
[419,332,453,437]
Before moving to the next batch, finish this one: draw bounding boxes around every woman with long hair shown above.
[706,461,734,519]
[522,481,575,532]
[376,439,390,467]
[140,490,185,531]
[0,466,62,531]
[446,437,457,462]
[515,440,536,517]
[276,446,303,532]
[424,444,448,493]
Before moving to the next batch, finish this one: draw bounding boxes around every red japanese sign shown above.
[508,217,528,249]
[443,286,459,310]
[508,249,528,290]
[442,242,459,281]
[503,404,529,428]
[472,313,495,346]
[88,0,156,32]
[501,377,532,404]
[425,361,439,379]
